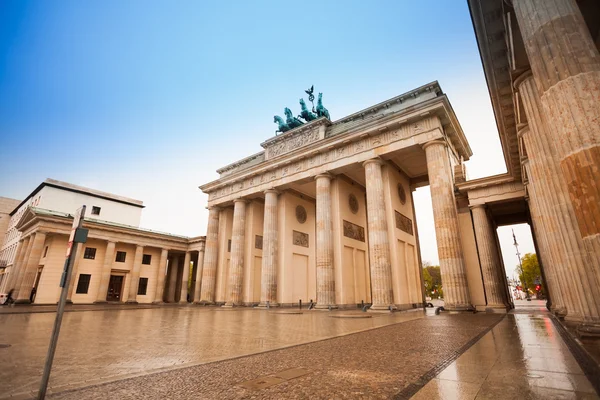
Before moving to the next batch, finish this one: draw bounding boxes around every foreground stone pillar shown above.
[259,189,279,307]
[225,199,246,306]
[471,205,507,310]
[167,255,179,303]
[514,1,600,318]
[423,140,471,310]
[516,71,600,328]
[199,207,220,303]
[153,249,169,303]
[16,232,46,303]
[192,248,205,303]
[315,174,336,309]
[125,245,144,303]
[8,236,30,292]
[95,241,116,303]
[179,251,191,304]
[363,159,394,310]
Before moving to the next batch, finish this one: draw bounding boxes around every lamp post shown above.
[513,230,530,301]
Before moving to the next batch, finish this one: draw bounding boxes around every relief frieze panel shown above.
[343,220,365,242]
[394,211,414,235]
[293,230,309,248]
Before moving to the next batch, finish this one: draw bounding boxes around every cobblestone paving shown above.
[46,313,504,399]
[0,306,425,398]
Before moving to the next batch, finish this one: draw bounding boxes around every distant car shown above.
[425,296,432,301]
[0,293,7,305]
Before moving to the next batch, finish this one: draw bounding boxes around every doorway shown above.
[107,275,124,302]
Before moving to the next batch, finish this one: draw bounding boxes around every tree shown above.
[422,264,443,299]
[518,253,544,297]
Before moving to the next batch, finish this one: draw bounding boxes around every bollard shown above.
[299,299,302,310]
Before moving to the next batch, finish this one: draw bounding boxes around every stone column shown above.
[315,174,336,309]
[125,245,144,304]
[167,255,179,303]
[179,251,191,304]
[516,71,600,328]
[363,159,394,310]
[225,199,247,307]
[7,237,29,292]
[16,232,46,303]
[199,207,220,303]
[153,249,169,303]
[423,140,471,310]
[67,243,83,302]
[514,0,600,248]
[471,205,508,310]
[192,248,205,303]
[95,241,116,303]
[259,189,279,307]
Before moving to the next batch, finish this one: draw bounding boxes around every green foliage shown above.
[423,265,443,299]
[518,253,544,296]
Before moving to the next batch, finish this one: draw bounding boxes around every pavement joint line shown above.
[550,314,600,396]
[392,313,506,400]
[1,312,428,399]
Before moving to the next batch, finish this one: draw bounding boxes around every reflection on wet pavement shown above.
[0,307,423,398]
[411,301,599,399]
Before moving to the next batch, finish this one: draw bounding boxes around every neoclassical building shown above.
[197,0,600,338]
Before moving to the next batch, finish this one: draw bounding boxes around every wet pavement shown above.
[0,306,424,399]
[1,302,597,399]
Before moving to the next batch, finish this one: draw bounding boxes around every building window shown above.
[91,206,101,216]
[115,251,127,262]
[43,246,48,258]
[83,247,96,260]
[76,274,92,294]
[137,277,148,295]
[142,254,152,265]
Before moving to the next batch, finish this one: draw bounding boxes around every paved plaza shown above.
[0,303,598,399]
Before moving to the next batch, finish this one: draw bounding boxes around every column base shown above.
[368,304,396,313]
[14,299,31,305]
[152,301,164,305]
[125,300,138,305]
[576,323,600,338]
[443,304,474,312]
[256,302,279,308]
[178,301,189,305]
[482,305,510,314]
[196,300,214,306]
[565,314,585,324]
[222,302,236,308]
[314,304,338,310]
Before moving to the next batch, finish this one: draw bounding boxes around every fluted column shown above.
[124,245,144,303]
[95,241,116,303]
[471,205,507,309]
[167,255,179,303]
[192,248,205,303]
[363,159,394,310]
[199,207,220,303]
[179,251,191,303]
[7,237,29,292]
[225,199,247,306]
[516,71,600,329]
[153,249,169,303]
[16,232,46,303]
[514,0,600,248]
[315,174,336,309]
[66,243,83,302]
[259,189,279,307]
[423,140,471,310]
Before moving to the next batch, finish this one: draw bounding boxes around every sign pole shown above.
[38,205,87,399]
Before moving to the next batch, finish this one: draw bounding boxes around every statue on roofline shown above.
[273,85,331,135]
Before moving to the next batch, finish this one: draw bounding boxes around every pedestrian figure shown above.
[5,288,15,307]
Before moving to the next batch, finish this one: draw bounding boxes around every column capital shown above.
[233,198,247,205]
[421,140,446,151]
[362,158,385,168]
[264,188,280,195]
[469,204,487,210]
[314,173,333,182]
[513,69,533,90]
[517,123,529,138]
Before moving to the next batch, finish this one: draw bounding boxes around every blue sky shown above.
[0,0,535,274]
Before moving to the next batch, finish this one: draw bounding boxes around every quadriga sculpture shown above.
[316,93,330,120]
[274,115,290,135]
[284,107,304,129]
[298,98,317,122]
